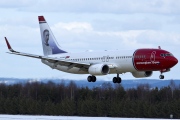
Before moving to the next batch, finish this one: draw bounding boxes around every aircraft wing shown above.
[5,37,90,70]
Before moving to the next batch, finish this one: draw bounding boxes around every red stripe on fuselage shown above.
[133,49,177,71]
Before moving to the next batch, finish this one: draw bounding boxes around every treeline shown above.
[0,80,179,118]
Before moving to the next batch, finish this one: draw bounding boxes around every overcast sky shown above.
[0,0,179,80]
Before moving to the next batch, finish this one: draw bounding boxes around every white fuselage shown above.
[41,49,137,75]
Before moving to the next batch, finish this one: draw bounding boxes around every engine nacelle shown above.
[131,71,153,78]
[88,64,109,75]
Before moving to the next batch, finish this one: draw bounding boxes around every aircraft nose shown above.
[173,57,178,65]
[166,57,178,68]
[170,57,178,67]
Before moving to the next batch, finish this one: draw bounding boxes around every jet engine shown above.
[131,71,153,78]
[88,64,109,75]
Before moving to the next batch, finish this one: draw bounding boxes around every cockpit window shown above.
[160,53,173,57]
[160,54,165,57]
[165,53,173,56]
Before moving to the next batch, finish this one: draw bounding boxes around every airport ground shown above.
[0,115,178,120]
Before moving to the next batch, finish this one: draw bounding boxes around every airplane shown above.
[5,16,178,83]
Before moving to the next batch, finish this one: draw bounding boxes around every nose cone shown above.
[174,57,178,65]
[170,57,178,68]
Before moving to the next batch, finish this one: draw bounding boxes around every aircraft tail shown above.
[38,16,67,56]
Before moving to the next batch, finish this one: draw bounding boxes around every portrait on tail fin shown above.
[43,29,52,55]
[39,16,67,55]
[43,29,50,46]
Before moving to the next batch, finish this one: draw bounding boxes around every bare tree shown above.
[170,79,176,98]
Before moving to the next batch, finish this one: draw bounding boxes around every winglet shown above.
[5,37,15,52]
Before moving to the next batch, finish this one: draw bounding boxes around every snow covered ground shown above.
[0,115,177,120]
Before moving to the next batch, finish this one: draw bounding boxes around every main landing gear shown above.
[113,74,121,84]
[87,74,122,83]
[87,75,96,82]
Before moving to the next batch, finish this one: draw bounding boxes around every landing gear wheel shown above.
[113,77,117,83]
[117,77,122,83]
[87,76,92,82]
[87,75,96,82]
[159,75,164,79]
[113,77,121,83]
[92,76,96,82]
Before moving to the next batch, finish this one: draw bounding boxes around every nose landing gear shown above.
[159,70,166,79]
[159,74,164,79]
[159,69,170,79]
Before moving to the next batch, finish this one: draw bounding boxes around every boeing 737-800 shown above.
[5,16,178,83]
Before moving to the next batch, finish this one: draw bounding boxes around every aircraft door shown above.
[106,56,109,62]
[102,56,109,62]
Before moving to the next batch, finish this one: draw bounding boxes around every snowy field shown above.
[0,115,177,120]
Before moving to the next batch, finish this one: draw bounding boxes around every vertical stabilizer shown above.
[38,16,67,56]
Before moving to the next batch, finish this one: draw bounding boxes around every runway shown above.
[0,115,177,120]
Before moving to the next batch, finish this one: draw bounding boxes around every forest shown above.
[0,80,179,119]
